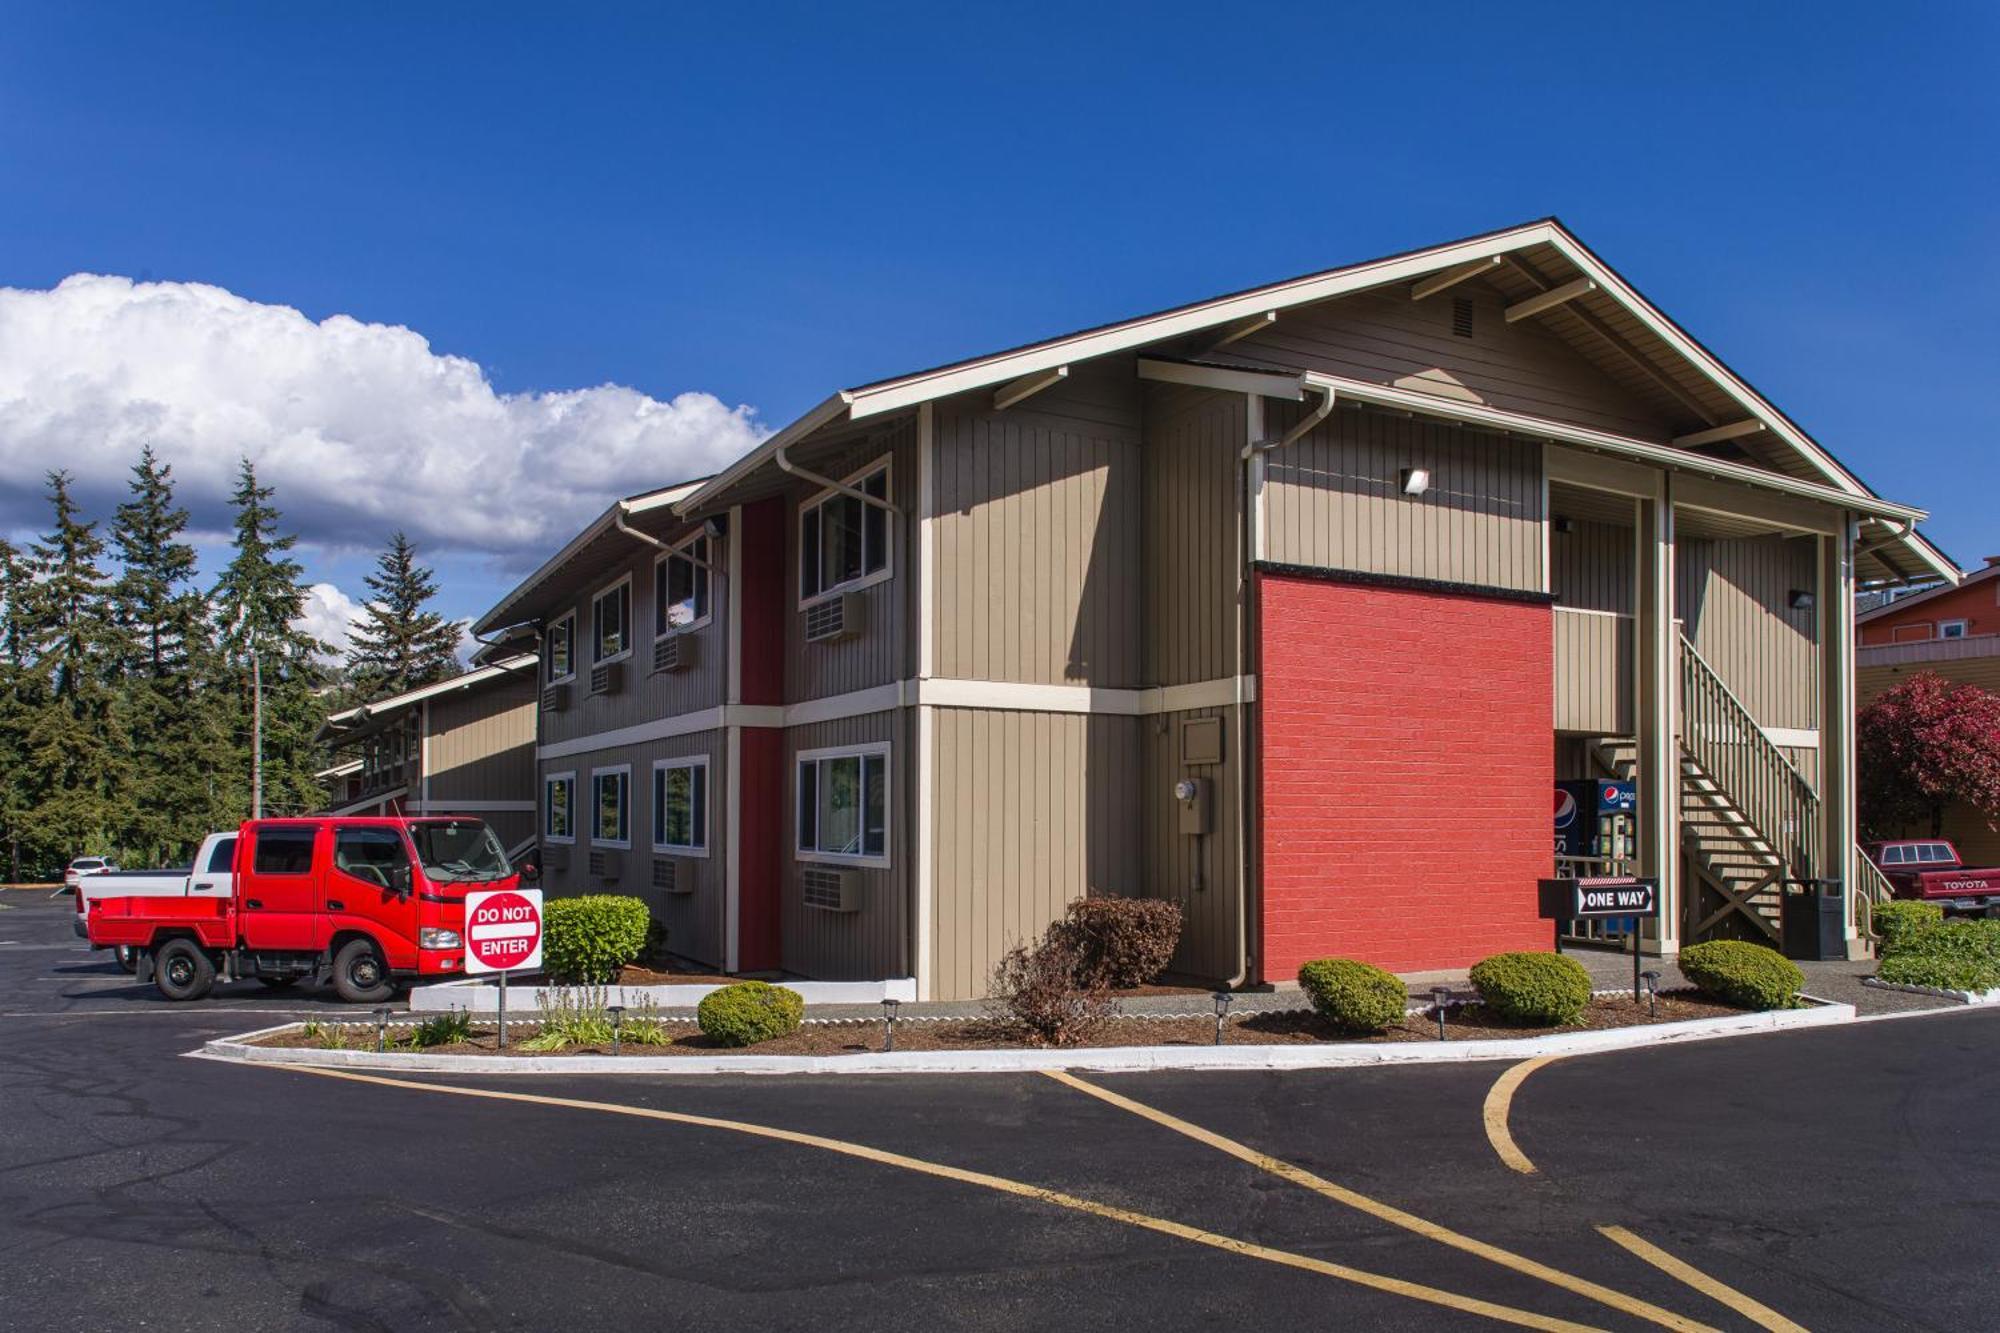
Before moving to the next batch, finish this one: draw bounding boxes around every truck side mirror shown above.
[390,863,414,897]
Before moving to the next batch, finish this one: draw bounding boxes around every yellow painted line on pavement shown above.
[1598,1226,1808,1333]
[1043,1070,1716,1333]
[1484,1056,1558,1175]
[282,1065,1602,1331]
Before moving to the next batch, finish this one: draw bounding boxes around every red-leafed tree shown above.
[1857,672,2000,838]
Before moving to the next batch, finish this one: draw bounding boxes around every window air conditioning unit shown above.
[541,683,569,712]
[804,593,865,644]
[589,661,623,696]
[541,844,569,871]
[653,858,689,893]
[801,866,861,912]
[588,849,623,879]
[652,634,697,674]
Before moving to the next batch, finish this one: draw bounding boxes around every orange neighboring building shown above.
[1858,557,2000,645]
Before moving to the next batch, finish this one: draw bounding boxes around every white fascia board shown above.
[841,224,1556,421]
[322,655,538,726]
[1136,357,1306,400]
[672,393,852,517]
[1303,373,1929,526]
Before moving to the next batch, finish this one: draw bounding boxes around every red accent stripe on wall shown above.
[1256,571,1554,979]
[739,497,786,706]
[736,727,784,973]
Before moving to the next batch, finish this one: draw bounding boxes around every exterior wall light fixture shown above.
[1400,467,1431,496]
[1788,589,1815,611]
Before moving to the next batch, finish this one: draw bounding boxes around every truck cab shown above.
[90,815,527,1002]
[1863,839,2000,916]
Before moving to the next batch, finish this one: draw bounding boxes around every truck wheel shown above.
[114,946,138,974]
[154,939,215,1001]
[332,939,394,1004]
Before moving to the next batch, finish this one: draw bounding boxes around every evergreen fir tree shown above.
[20,472,130,864]
[0,539,38,879]
[346,531,463,700]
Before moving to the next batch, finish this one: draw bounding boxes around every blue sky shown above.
[1,2,1995,640]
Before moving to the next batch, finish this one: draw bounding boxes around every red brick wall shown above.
[1257,572,1553,979]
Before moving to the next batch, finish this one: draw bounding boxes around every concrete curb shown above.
[198,999,1856,1076]
[1862,976,2000,1006]
[407,977,919,1012]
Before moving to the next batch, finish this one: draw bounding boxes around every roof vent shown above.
[1451,297,1475,339]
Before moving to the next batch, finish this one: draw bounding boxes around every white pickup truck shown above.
[74,831,239,971]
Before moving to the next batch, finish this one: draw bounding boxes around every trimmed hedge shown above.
[541,895,651,984]
[1297,958,1407,1033]
[1876,919,2000,994]
[1872,900,1944,956]
[1049,897,1184,990]
[696,981,805,1047]
[1678,940,1803,1010]
[1469,952,1592,1026]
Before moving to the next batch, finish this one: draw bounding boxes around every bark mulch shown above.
[256,993,1751,1058]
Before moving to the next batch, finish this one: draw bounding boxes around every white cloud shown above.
[294,582,368,662]
[0,274,768,563]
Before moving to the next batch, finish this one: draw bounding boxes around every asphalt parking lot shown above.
[5,891,1998,1331]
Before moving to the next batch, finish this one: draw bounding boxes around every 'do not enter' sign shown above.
[464,888,543,974]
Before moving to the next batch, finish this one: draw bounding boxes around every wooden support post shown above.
[1821,520,1859,951]
[1635,480,1681,953]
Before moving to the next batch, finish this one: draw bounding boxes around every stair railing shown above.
[1852,852,1895,942]
[1678,636,1821,884]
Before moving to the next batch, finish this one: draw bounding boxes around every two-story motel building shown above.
[472,219,1955,1000]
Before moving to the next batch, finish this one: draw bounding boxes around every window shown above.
[252,826,316,875]
[333,826,413,892]
[1920,843,1953,863]
[205,837,237,874]
[410,819,510,883]
[656,536,712,635]
[592,766,631,847]
[545,613,575,682]
[592,577,631,663]
[653,758,709,854]
[544,772,576,843]
[800,459,890,603]
[1941,619,1969,639]
[797,744,889,865]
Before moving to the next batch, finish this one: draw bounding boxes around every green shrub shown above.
[1872,900,1944,956]
[1048,897,1184,990]
[1296,958,1408,1033]
[1469,952,1593,1026]
[523,985,617,1051]
[1876,919,2000,994]
[1678,940,1804,1010]
[541,895,651,984]
[697,981,805,1048]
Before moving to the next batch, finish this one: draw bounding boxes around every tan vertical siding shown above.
[1550,518,1635,614]
[1263,407,1544,592]
[927,708,1143,1001]
[1231,286,1679,440]
[1677,533,1821,731]
[424,675,537,804]
[1141,705,1242,982]
[785,421,917,703]
[1144,384,1243,686]
[781,710,909,981]
[1553,609,1634,734]
[932,369,1145,686]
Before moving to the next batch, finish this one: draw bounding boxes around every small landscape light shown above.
[1212,991,1233,1045]
[373,1006,391,1053]
[1640,970,1661,1017]
[608,1004,626,1055]
[881,998,901,1052]
[1431,987,1451,1042]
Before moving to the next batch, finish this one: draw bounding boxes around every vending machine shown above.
[1554,780,1637,868]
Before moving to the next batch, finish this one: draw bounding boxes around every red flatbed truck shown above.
[88,815,537,1002]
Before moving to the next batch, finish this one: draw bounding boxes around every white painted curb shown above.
[1862,976,2000,1005]
[200,1000,1857,1076]
[407,976,919,1012]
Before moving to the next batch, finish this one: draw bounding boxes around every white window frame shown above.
[543,771,576,844]
[589,764,632,849]
[797,454,893,609]
[545,612,576,684]
[591,574,634,665]
[651,755,710,856]
[795,740,891,869]
[654,533,713,640]
[1940,618,1969,639]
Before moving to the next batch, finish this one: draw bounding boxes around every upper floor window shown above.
[1941,619,1969,639]
[545,613,575,683]
[800,459,890,604]
[657,535,712,635]
[592,577,631,663]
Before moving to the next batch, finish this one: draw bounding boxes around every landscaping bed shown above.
[255,993,1749,1058]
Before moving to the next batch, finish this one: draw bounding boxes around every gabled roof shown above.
[1856,560,1998,625]
[673,218,1954,586]
[318,654,538,741]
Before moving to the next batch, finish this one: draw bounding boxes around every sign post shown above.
[464,887,543,1050]
[1537,877,1659,1003]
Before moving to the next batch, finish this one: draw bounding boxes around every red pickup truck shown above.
[1862,840,2000,916]
[88,815,536,1002]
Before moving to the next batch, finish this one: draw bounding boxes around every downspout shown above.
[612,502,673,552]
[1227,382,1336,988]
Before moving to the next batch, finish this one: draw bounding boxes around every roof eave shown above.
[470,484,704,635]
